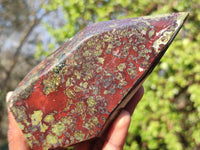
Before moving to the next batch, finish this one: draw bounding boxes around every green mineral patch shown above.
[104,90,109,95]
[66,89,75,98]
[20,85,32,99]
[61,116,72,125]
[65,78,73,87]
[60,66,69,75]
[96,66,103,73]
[116,72,123,80]
[80,82,88,88]
[87,96,96,107]
[83,70,93,81]
[97,57,104,64]
[44,114,55,123]
[70,136,75,144]
[43,72,61,95]
[83,50,91,57]
[106,44,113,54]
[88,106,97,115]
[52,121,65,136]
[74,131,85,141]
[127,68,136,76]
[74,85,83,92]
[31,110,43,126]
[46,134,58,144]
[74,70,81,79]
[91,116,99,125]
[83,116,99,134]
[94,49,103,56]
[103,33,112,42]
[11,106,27,121]
[24,119,30,126]
[74,101,87,119]
[75,101,86,111]
[153,30,173,53]
[119,80,127,87]
[86,40,93,46]
[148,29,155,38]
[24,133,32,138]
[132,46,138,51]
[117,63,126,71]
[63,99,73,111]
[18,122,24,130]
[24,133,33,148]
[40,123,48,132]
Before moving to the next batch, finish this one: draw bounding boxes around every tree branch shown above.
[0,9,51,89]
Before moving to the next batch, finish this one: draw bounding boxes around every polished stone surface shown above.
[8,12,188,149]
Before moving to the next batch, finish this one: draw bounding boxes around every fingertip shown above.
[117,110,131,127]
[6,91,13,103]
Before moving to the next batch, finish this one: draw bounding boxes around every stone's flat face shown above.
[8,12,188,149]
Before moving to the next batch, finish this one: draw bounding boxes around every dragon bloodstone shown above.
[8,12,188,149]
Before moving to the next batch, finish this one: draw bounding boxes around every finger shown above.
[102,110,131,150]
[125,86,144,115]
[7,92,31,150]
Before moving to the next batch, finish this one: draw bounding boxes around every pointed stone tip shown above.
[176,12,189,24]
[178,12,189,17]
[172,12,189,38]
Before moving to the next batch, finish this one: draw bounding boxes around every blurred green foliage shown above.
[37,0,200,149]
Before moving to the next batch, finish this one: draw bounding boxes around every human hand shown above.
[7,86,144,150]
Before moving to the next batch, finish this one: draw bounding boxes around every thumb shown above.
[7,92,30,150]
